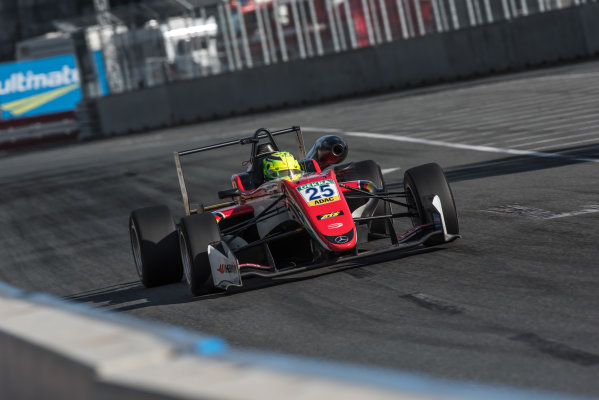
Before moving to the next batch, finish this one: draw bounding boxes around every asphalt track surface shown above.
[1,61,599,398]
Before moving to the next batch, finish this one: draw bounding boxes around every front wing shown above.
[210,195,459,290]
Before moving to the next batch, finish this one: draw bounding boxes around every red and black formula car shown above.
[129,126,460,296]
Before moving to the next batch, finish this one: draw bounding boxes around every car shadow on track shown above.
[386,143,599,188]
[63,245,446,310]
[445,143,599,183]
[63,280,198,312]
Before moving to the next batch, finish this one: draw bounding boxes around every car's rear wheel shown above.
[178,213,220,296]
[129,205,183,287]
[404,163,459,246]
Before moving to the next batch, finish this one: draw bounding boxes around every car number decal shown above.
[296,179,340,206]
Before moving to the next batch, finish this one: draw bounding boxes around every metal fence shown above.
[85,0,596,95]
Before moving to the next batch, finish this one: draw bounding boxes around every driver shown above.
[263,152,304,182]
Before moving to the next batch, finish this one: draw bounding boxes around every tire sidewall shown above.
[179,213,221,296]
[129,205,182,287]
[403,163,459,244]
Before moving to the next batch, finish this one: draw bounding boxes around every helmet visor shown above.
[266,168,304,181]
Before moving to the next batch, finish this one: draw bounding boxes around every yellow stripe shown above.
[2,84,78,111]
[1,84,79,116]
[1,97,32,109]
[2,91,56,111]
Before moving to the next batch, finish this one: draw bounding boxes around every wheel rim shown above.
[130,222,144,278]
[179,230,192,286]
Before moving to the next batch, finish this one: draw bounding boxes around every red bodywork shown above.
[282,169,356,252]
[214,166,360,253]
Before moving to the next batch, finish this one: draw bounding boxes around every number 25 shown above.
[306,184,334,200]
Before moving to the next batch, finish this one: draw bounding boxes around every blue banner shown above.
[0,54,82,120]
[93,50,110,97]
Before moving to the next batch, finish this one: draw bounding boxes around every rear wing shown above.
[174,126,306,215]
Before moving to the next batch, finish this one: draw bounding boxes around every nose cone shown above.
[322,226,356,250]
[311,209,356,251]
[284,170,356,252]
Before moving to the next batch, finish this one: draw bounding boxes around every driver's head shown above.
[263,152,303,181]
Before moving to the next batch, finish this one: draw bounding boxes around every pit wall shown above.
[95,4,599,136]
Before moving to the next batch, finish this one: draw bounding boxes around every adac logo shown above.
[317,210,344,220]
[310,196,339,206]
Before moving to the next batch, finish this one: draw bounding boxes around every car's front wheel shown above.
[404,163,459,246]
[178,213,221,296]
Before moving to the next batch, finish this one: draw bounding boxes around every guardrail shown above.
[0,280,592,400]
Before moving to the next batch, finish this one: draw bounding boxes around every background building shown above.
[0,0,146,62]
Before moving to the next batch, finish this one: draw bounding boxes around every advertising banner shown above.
[0,54,82,120]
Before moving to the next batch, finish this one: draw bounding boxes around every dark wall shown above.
[0,0,20,62]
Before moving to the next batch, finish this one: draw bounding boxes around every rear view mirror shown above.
[218,188,241,199]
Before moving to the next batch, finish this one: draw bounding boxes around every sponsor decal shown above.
[317,210,344,220]
[0,52,108,120]
[334,235,349,244]
[0,66,79,97]
[324,228,355,245]
[397,222,435,241]
[328,222,344,229]
[296,179,334,191]
[0,55,81,119]
[310,196,339,206]
[217,264,235,274]
[296,179,340,206]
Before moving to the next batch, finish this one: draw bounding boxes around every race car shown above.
[129,126,460,296]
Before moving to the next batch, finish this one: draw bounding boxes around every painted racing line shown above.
[303,127,599,163]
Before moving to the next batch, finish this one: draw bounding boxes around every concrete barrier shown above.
[1,281,592,400]
[94,4,599,136]
[505,8,587,68]
[581,6,599,56]
[0,285,400,400]
[95,85,172,135]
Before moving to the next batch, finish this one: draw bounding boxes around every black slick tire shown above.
[335,160,390,235]
[403,163,459,246]
[179,213,221,297]
[129,205,183,287]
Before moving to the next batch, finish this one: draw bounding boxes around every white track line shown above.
[534,136,599,151]
[381,167,401,175]
[302,128,599,163]
[510,131,599,148]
